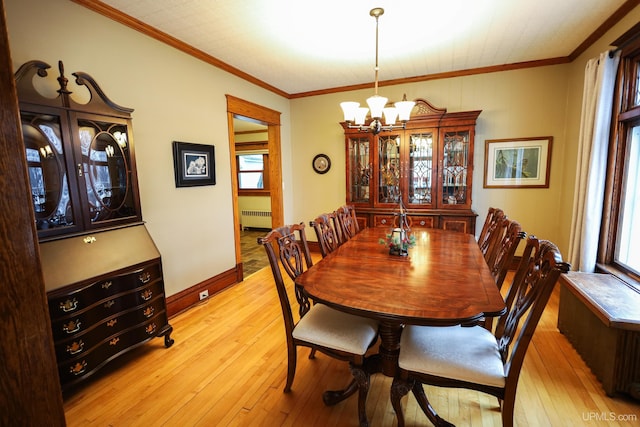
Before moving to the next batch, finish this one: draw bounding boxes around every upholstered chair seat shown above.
[292,303,378,355]
[399,324,505,389]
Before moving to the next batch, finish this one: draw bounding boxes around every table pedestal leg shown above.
[323,364,370,427]
[378,322,403,376]
[321,321,403,427]
[391,377,455,427]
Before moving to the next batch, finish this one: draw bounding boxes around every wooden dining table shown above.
[296,226,506,423]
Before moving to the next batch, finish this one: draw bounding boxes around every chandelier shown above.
[340,7,415,135]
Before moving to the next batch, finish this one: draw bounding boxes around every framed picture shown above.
[484,137,553,188]
[172,141,216,187]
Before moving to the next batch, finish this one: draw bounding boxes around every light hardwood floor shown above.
[63,259,639,426]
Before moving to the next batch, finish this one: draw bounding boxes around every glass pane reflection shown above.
[21,112,74,231]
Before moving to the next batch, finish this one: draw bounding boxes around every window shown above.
[600,25,640,285]
[614,124,640,275]
[237,153,269,195]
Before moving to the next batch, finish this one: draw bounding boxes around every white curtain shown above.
[568,50,620,272]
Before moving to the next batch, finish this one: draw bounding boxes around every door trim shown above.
[226,95,283,279]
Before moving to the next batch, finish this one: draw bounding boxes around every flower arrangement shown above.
[379,229,416,256]
[380,194,415,256]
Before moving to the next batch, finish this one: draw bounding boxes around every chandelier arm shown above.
[347,122,407,135]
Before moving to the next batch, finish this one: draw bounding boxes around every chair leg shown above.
[390,377,412,427]
[412,383,455,427]
[501,395,515,427]
[284,343,297,392]
[309,348,317,359]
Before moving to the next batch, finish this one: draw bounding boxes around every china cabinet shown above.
[16,60,142,241]
[15,60,173,391]
[342,99,481,234]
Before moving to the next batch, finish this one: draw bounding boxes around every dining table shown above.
[295,226,506,424]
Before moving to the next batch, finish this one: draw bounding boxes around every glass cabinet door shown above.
[407,132,435,206]
[440,129,471,207]
[21,110,82,237]
[378,134,401,204]
[16,60,143,241]
[347,136,371,204]
[76,116,140,227]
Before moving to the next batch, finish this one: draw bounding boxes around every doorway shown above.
[226,95,282,280]
[234,117,270,276]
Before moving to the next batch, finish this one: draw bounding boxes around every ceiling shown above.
[90,0,630,97]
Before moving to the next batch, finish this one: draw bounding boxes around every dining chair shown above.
[488,219,525,291]
[391,236,570,427]
[478,207,505,260]
[481,219,526,331]
[335,205,360,244]
[483,214,510,267]
[310,212,341,258]
[258,223,379,426]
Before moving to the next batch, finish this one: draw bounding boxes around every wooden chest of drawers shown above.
[39,225,173,391]
[47,260,173,389]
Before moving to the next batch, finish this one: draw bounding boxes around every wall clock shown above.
[312,154,331,174]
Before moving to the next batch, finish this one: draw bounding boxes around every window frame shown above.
[236,152,270,196]
[598,24,640,289]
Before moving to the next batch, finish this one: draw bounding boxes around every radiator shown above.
[241,210,272,229]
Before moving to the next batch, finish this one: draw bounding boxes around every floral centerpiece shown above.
[380,228,416,256]
[379,195,415,256]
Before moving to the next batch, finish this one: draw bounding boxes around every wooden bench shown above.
[558,272,640,400]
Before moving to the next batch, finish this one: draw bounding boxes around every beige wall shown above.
[291,67,570,252]
[290,4,640,259]
[5,0,293,297]
[6,0,640,297]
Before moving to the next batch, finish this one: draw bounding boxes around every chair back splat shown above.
[489,219,526,290]
[484,214,510,267]
[335,205,360,244]
[259,223,313,322]
[310,212,341,258]
[391,235,570,427]
[478,207,505,260]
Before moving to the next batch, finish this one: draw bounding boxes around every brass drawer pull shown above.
[59,298,78,313]
[83,235,96,244]
[143,306,155,318]
[70,360,87,376]
[141,289,153,301]
[109,337,120,346]
[106,319,118,327]
[66,340,84,355]
[102,281,113,290]
[139,272,152,284]
[63,319,81,334]
[103,300,115,309]
[145,323,157,335]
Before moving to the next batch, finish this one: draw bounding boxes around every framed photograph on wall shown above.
[484,137,553,188]
[172,141,216,187]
